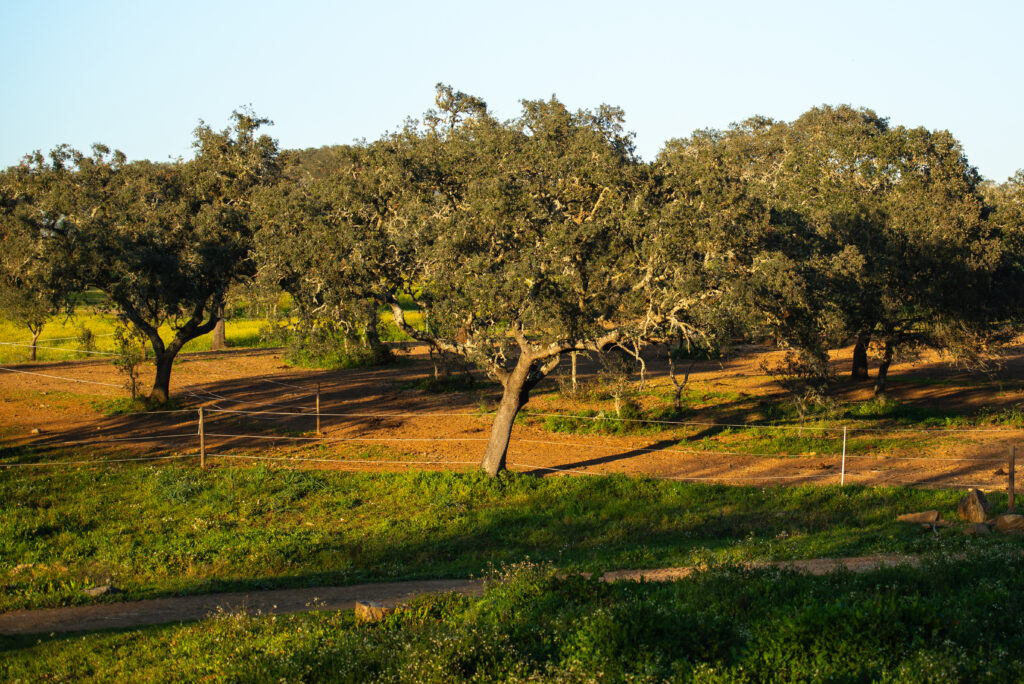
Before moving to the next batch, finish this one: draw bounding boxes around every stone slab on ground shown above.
[994,514,1024,533]
[355,600,390,622]
[896,510,941,524]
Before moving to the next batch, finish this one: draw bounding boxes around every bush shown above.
[539,404,689,436]
[284,323,386,369]
[409,372,489,393]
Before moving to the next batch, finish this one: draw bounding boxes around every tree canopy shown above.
[3,89,1022,474]
[0,111,279,402]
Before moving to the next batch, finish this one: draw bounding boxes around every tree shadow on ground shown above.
[519,440,682,475]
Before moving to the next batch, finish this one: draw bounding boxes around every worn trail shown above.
[0,554,919,636]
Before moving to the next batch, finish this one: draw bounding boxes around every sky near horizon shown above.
[2,0,1021,181]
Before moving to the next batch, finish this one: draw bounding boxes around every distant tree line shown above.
[2,86,1022,474]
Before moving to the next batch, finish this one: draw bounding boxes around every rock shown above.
[83,584,116,597]
[994,514,1024,534]
[355,600,390,622]
[897,510,941,524]
[964,523,991,536]
[957,489,990,523]
[29,428,41,435]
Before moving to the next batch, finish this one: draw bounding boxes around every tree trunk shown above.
[851,331,871,380]
[149,353,175,404]
[668,353,695,413]
[210,318,227,351]
[429,346,440,378]
[481,358,537,477]
[363,301,390,361]
[873,341,894,396]
[29,329,41,362]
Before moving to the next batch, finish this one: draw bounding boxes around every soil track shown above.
[0,554,920,636]
[3,342,1024,488]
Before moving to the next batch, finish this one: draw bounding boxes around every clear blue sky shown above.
[2,0,1022,181]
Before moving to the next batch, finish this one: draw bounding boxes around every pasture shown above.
[3,331,1024,680]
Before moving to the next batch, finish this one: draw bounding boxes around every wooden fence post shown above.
[199,407,206,470]
[1009,444,1016,513]
[840,426,847,486]
[316,383,321,436]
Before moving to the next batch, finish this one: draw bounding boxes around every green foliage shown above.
[110,324,145,398]
[1,111,280,402]
[283,322,388,369]
[5,553,1024,681]
[90,397,180,416]
[74,324,96,357]
[537,405,689,436]
[408,372,490,393]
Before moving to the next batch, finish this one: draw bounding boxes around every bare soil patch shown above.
[3,342,1024,489]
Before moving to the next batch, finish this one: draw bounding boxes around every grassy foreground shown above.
[2,465,1019,612]
[3,555,1023,681]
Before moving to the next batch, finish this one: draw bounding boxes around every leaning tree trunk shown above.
[210,318,227,351]
[851,331,871,380]
[873,341,895,396]
[481,357,542,477]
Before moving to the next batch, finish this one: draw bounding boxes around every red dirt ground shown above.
[3,341,1024,489]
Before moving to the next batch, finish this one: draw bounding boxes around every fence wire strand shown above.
[2,367,1019,485]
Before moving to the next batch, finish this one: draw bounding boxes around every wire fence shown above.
[1,361,1020,493]
[0,341,119,356]
[0,389,1016,495]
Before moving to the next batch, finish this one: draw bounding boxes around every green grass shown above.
[528,404,925,455]
[89,397,183,416]
[532,404,691,436]
[845,397,1024,428]
[1,465,1016,613]
[4,553,1024,681]
[406,372,496,393]
[0,313,277,364]
[378,308,425,342]
[528,389,1013,455]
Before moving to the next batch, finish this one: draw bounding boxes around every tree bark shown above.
[362,300,390,361]
[150,352,175,404]
[29,328,41,362]
[121,297,221,405]
[668,352,695,412]
[851,331,871,380]
[480,354,555,476]
[873,341,894,396]
[210,318,227,351]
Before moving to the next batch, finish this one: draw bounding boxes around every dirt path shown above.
[0,554,919,636]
